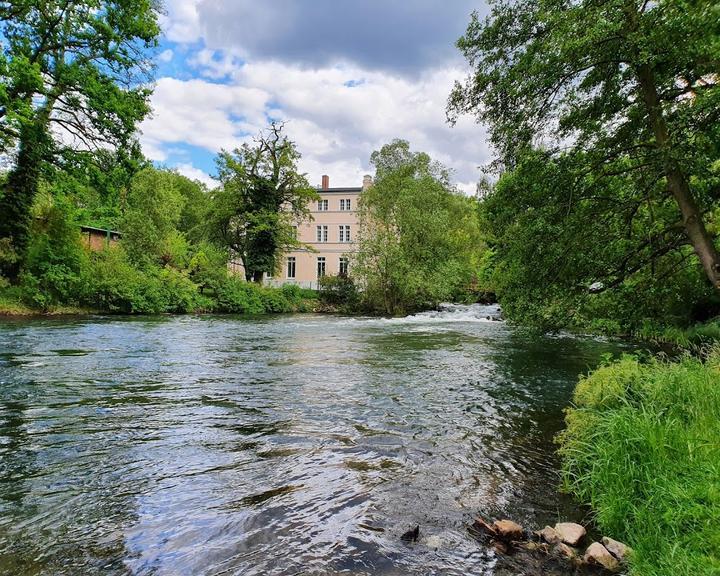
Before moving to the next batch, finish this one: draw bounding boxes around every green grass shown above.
[558,351,720,575]
[633,320,720,349]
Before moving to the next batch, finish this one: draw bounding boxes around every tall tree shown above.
[209,123,318,282]
[448,0,720,291]
[354,140,484,315]
[0,0,160,277]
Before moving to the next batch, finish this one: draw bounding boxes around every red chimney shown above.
[321,175,329,190]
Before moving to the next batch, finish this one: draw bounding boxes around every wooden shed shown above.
[80,225,122,251]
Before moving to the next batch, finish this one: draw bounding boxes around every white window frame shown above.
[339,225,351,243]
[316,225,328,242]
[286,257,296,279]
[340,198,351,211]
[317,199,329,211]
[317,257,326,278]
[339,257,349,276]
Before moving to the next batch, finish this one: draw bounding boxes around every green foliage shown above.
[209,123,318,282]
[18,190,88,308]
[558,352,720,575]
[213,276,309,314]
[319,274,359,310]
[121,168,186,266]
[450,0,720,329]
[353,140,485,315]
[0,0,160,274]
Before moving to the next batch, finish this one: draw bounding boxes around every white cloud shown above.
[140,57,490,194]
[158,49,174,63]
[159,0,203,43]
[174,162,219,188]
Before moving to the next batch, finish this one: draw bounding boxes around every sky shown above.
[139,1,491,192]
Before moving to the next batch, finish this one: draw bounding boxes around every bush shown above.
[19,196,88,309]
[318,274,359,308]
[214,277,267,314]
[81,249,205,314]
[558,351,720,575]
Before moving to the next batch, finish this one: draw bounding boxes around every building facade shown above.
[269,174,371,288]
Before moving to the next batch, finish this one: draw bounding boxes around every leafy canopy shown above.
[353,140,484,315]
[209,123,318,282]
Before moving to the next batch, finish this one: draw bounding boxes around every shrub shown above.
[214,277,266,314]
[319,274,359,308]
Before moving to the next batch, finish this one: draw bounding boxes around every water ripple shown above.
[0,306,633,575]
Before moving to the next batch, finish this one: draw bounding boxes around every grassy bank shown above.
[558,351,720,575]
[0,279,319,317]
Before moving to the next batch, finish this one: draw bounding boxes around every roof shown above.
[80,225,122,237]
[316,187,363,194]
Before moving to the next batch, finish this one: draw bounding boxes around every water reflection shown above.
[0,307,631,575]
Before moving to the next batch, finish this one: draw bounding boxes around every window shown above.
[340,198,351,211]
[286,257,296,279]
[317,199,328,211]
[317,257,326,278]
[339,225,351,243]
[290,225,297,240]
[339,257,349,276]
[316,225,328,242]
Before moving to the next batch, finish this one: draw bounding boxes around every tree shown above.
[121,168,185,267]
[0,0,160,277]
[479,148,718,330]
[208,123,317,282]
[448,0,720,292]
[353,140,484,314]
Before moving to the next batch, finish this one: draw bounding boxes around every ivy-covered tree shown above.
[448,0,720,292]
[209,123,317,282]
[0,0,160,277]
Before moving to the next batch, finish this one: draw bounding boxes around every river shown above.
[0,305,632,575]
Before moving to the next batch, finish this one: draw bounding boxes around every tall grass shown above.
[557,350,720,575]
[633,320,720,349]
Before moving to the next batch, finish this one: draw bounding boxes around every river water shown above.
[0,305,631,575]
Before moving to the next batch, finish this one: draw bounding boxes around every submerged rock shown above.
[601,536,631,561]
[537,525,562,544]
[584,542,619,571]
[554,542,578,560]
[493,519,524,541]
[554,522,587,546]
[401,525,420,543]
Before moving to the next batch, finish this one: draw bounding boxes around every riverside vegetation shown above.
[1,1,720,575]
[450,1,720,575]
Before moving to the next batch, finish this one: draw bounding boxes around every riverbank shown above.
[558,350,720,575]
[0,281,321,317]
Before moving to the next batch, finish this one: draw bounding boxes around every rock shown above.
[554,542,577,560]
[493,540,509,555]
[554,522,586,546]
[401,525,419,542]
[493,519,524,541]
[602,536,632,561]
[520,540,551,556]
[584,542,620,571]
[536,525,561,544]
[473,517,497,537]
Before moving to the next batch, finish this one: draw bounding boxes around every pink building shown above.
[269,174,372,288]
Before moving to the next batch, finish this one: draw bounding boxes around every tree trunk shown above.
[0,119,51,279]
[636,64,720,290]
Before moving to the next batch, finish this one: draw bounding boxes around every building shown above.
[80,225,122,251]
[269,174,371,288]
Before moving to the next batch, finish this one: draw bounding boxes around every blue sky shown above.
[140,1,492,192]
